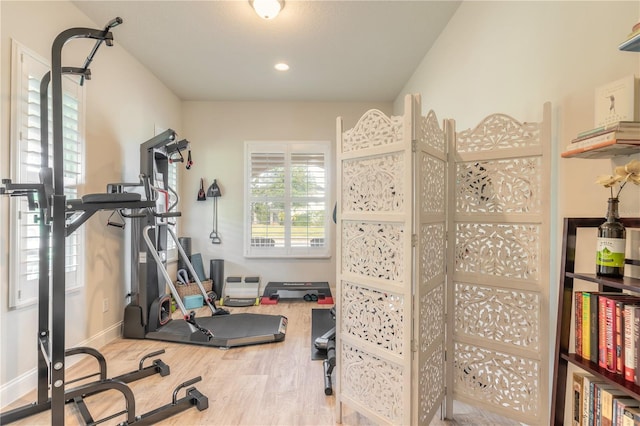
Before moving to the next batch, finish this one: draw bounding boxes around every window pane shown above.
[291,153,325,198]
[250,152,285,198]
[291,201,326,247]
[250,201,284,248]
[9,44,85,306]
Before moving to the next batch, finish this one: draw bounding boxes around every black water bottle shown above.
[596,197,626,277]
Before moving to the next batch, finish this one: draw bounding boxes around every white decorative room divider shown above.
[336,94,448,425]
[448,104,551,425]
[336,95,550,425]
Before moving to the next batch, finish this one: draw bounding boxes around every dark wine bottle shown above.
[596,197,626,277]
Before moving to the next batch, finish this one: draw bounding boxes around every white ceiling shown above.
[72,1,461,102]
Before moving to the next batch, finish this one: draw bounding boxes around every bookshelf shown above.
[551,217,640,425]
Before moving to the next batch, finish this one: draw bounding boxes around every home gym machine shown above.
[122,132,288,348]
[0,19,207,425]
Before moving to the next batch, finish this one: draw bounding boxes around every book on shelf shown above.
[574,121,640,141]
[591,293,602,364]
[621,405,640,426]
[584,292,592,360]
[576,291,583,358]
[616,299,638,375]
[606,296,618,372]
[585,377,607,426]
[616,399,640,426]
[573,372,586,426]
[601,386,630,426]
[624,304,640,382]
[635,307,640,387]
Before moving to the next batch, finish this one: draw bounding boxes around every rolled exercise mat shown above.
[210,259,224,299]
[177,237,192,272]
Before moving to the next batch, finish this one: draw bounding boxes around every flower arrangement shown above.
[595,159,640,199]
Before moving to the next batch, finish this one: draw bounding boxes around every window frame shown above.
[244,140,331,259]
[9,40,86,308]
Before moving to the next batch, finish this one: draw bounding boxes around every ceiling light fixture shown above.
[250,0,284,20]
[274,63,289,71]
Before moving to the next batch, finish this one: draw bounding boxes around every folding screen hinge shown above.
[411,338,418,353]
[411,139,417,153]
[411,234,417,247]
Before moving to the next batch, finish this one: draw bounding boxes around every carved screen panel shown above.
[414,109,448,425]
[448,104,551,425]
[336,96,416,425]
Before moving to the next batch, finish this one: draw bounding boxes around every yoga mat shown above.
[190,253,207,282]
[311,308,335,360]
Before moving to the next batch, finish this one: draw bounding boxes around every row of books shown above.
[573,372,640,426]
[562,121,640,158]
[575,291,640,383]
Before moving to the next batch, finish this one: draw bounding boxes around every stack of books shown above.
[561,121,640,158]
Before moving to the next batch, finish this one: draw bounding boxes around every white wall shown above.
[180,101,391,288]
[395,0,639,215]
[395,1,640,424]
[0,0,182,406]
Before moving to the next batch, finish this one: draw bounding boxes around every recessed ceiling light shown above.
[274,63,290,71]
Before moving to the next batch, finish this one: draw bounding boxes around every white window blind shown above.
[166,159,178,260]
[9,40,85,308]
[245,141,330,258]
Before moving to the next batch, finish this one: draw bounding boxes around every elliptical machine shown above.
[122,132,288,348]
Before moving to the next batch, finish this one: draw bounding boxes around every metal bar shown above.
[79,17,122,85]
[50,25,118,425]
[65,380,137,425]
[141,225,192,324]
[64,346,108,384]
[167,226,217,315]
[131,387,208,425]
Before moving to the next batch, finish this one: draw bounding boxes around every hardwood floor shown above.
[3,302,519,425]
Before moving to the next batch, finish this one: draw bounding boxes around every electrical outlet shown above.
[102,298,109,313]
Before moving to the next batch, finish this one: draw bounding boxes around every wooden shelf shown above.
[561,353,640,400]
[619,31,640,52]
[551,217,640,425]
[567,272,640,292]
[561,140,640,158]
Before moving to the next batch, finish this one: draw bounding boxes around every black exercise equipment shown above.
[0,18,207,425]
[261,281,334,304]
[122,132,287,349]
[313,306,336,395]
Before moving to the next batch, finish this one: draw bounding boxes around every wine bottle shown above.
[596,197,626,277]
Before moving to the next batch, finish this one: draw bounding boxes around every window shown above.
[245,141,331,258]
[9,40,85,308]
[166,157,178,260]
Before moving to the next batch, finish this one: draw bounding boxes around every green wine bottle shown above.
[596,197,626,277]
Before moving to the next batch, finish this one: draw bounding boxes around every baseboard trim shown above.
[0,321,122,409]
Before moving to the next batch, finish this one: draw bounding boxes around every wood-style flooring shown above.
[2,302,519,425]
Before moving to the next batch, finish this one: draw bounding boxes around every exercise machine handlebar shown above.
[79,17,123,85]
